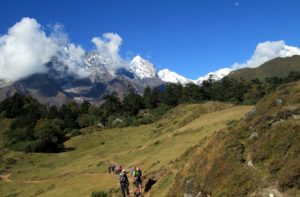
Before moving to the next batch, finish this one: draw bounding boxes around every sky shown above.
[1,0,300,80]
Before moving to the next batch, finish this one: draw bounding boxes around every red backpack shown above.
[118,165,123,172]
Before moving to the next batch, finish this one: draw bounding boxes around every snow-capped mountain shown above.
[130,55,157,79]
[157,67,231,85]
[0,49,233,106]
[85,51,119,77]
[158,69,191,84]
[195,68,232,85]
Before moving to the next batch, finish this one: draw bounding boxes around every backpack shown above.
[120,173,128,185]
[134,170,142,178]
[118,165,122,172]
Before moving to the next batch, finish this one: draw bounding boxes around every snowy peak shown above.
[195,68,232,85]
[158,69,191,84]
[84,51,118,76]
[130,55,156,79]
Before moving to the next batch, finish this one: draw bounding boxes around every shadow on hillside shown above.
[62,147,76,152]
[144,177,157,193]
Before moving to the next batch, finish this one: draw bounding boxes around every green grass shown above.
[0,102,252,197]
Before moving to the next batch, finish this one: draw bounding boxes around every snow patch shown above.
[195,68,232,85]
[158,69,191,84]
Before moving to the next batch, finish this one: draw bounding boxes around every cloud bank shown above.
[0,18,130,81]
[0,17,91,81]
[92,33,122,61]
[232,40,300,69]
[0,18,58,81]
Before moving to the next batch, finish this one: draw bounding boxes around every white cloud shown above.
[0,17,90,81]
[49,23,88,77]
[232,40,300,69]
[0,17,58,81]
[92,33,122,60]
[56,43,89,78]
[91,33,127,69]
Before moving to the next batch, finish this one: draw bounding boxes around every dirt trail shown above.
[23,179,47,183]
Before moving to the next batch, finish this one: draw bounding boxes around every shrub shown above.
[65,129,81,138]
[152,104,171,119]
[5,157,17,165]
[278,161,300,191]
[91,191,109,197]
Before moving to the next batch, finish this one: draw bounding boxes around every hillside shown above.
[0,102,251,197]
[228,55,300,81]
[169,81,300,196]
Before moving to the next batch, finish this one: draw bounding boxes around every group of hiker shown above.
[108,163,154,197]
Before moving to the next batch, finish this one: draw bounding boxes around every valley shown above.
[1,102,252,196]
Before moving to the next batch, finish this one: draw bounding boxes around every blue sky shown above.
[1,0,300,79]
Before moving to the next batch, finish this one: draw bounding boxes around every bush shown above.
[5,157,17,165]
[152,104,171,118]
[91,191,109,197]
[278,161,300,191]
[131,116,153,126]
[65,129,81,138]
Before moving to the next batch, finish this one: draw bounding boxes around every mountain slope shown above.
[0,54,165,105]
[130,55,157,79]
[169,81,300,197]
[158,69,191,84]
[228,55,300,81]
[0,102,251,197]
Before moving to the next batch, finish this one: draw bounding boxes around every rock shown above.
[113,118,123,123]
[271,119,285,127]
[292,114,300,120]
[195,192,202,197]
[268,118,285,127]
[268,119,276,126]
[249,132,259,140]
[97,122,104,128]
[247,160,254,167]
[245,107,256,119]
[273,98,283,106]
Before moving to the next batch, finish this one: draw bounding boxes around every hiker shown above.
[108,163,113,174]
[117,165,123,174]
[119,169,130,197]
[128,166,135,177]
[133,166,143,196]
[112,164,118,174]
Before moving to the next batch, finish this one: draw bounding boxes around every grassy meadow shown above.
[0,102,252,197]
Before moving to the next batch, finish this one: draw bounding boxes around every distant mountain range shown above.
[0,53,164,106]
[0,51,300,106]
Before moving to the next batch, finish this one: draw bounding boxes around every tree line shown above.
[1,71,300,153]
